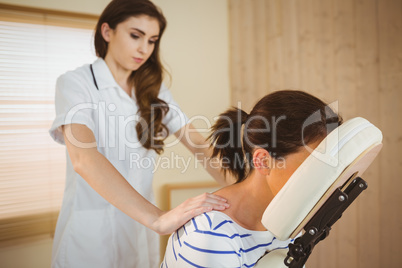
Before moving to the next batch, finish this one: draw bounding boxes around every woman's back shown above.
[162,211,293,268]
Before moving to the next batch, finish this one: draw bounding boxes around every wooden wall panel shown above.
[228,0,402,267]
[378,0,402,267]
[254,0,269,102]
[355,0,382,267]
[265,0,284,98]
[281,0,301,90]
[332,1,359,267]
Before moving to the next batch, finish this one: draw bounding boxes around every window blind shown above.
[0,8,97,241]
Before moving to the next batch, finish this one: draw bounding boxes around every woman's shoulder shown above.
[157,82,170,97]
[158,82,180,101]
[189,211,246,235]
[176,212,243,252]
[58,62,92,82]
[55,62,97,96]
[167,212,244,267]
[189,211,280,243]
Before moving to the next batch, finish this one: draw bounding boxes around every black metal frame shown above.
[284,176,368,268]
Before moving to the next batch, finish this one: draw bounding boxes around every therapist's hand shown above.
[152,192,229,235]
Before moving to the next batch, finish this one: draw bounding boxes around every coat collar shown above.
[91,58,120,90]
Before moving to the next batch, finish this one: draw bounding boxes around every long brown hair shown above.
[209,90,343,183]
[94,0,169,154]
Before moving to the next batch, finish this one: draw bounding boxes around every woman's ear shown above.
[101,22,112,42]
[252,148,271,176]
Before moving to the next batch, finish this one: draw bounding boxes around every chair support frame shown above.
[284,176,368,267]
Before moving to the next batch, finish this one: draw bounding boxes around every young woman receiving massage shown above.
[162,90,343,267]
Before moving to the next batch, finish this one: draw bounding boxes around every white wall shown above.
[0,0,230,267]
[151,0,230,207]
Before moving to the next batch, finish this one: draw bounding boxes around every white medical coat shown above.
[49,58,188,268]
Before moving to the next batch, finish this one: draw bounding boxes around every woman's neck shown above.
[104,55,132,96]
[215,173,274,231]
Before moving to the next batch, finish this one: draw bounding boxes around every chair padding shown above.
[255,249,288,268]
[261,117,383,241]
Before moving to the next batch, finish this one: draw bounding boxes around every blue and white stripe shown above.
[161,211,294,268]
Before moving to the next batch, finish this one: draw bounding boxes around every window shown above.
[0,4,97,241]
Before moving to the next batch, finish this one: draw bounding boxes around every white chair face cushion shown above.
[261,117,383,240]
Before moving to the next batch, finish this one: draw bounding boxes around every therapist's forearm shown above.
[63,123,229,235]
[63,124,163,233]
[73,148,164,230]
[72,149,229,235]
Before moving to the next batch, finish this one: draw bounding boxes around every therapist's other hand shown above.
[152,192,229,235]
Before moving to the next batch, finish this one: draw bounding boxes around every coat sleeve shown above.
[49,71,96,145]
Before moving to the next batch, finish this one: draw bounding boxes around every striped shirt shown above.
[161,211,294,268]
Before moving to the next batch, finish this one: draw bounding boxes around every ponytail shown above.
[208,108,250,183]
